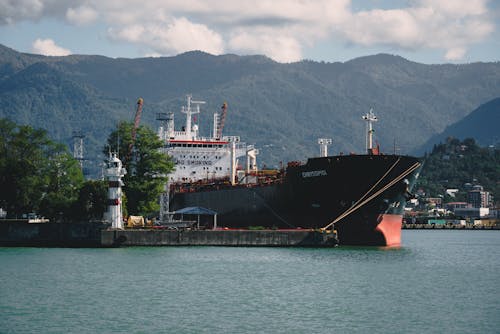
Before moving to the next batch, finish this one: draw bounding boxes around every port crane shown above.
[216,102,228,139]
[124,97,144,168]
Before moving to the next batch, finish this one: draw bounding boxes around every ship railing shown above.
[194,136,230,142]
[169,172,285,194]
[170,133,231,142]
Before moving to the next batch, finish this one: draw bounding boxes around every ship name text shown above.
[175,160,213,166]
[302,170,328,178]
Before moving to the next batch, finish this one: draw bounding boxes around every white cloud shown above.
[336,0,494,61]
[0,0,44,24]
[445,47,466,61]
[1,0,496,62]
[229,30,302,63]
[32,38,71,56]
[144,52,162,58]
[418,0,488,17]
[341,9,421,48]
[108,17,224,56]
[108,24,144,43]
[66,5,98,26]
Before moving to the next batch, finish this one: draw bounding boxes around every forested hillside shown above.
[1,44,500,176]
[418,97,500,152]
[417,138,500,203]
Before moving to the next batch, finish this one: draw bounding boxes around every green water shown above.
[1,230,499,334]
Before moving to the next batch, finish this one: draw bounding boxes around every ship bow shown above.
[375,214,402,247]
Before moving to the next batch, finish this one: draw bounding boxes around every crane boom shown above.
[125,97,143,167]
[217,102,228,139]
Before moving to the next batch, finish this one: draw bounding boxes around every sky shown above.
[0,0,499,64]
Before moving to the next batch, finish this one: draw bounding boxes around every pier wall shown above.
[101,229,337,247]
[403,223,500,230]
[0,221,107,247]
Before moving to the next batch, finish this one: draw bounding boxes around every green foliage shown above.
[0,118,84,219]
[418,137,500,203]
[104,121,174,217]
[72,180,108,221]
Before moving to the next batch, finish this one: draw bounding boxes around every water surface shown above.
[1,230,499,333]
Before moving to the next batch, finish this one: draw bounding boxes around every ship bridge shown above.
[157,95,258,184]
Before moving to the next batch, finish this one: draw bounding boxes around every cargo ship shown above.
[157,96,421,246]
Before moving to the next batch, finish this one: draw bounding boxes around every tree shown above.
[72,180,108,221]
[104,122,174,217]
[38,151,85,221]
[0,118,84,219]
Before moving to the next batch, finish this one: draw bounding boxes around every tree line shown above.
[0,118,173,221]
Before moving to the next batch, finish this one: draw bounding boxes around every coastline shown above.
[403,223,499,230]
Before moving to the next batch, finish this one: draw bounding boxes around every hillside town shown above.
[405,183,499,228]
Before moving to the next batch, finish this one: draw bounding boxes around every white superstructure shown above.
[157,95,258,222]
[158,95,258,184]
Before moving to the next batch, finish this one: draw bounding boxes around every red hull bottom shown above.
[334,213,403,246]
[375,214,402,247]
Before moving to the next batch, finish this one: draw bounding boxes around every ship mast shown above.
[362,109,378,154]
[317,138,332,157]
[182,95,205,140]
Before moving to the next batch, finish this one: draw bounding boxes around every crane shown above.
[124,97,143,168]
[216,102,228,139]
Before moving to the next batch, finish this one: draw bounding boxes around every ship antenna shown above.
[362,108,378,154]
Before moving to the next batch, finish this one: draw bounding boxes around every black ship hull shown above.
[170,154,421,246]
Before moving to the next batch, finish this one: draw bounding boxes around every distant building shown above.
[445,189,459,197]
[446,202,469,212]
[463,183,473,191]
[467,186,492,208]
[407,198,419,207]
[490,208,500,219]
[454,207,490,219]
[426,197,442,208]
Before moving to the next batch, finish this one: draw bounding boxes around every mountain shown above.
[417,97,500,153]
[1,43,500,176]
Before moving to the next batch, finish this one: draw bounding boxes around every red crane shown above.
[125,97,143,167]
[217,102,228,139]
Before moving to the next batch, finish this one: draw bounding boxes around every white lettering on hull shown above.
[301,170,327,178]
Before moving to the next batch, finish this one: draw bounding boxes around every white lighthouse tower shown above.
[105,152,127,229]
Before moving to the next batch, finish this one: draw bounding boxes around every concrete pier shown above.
[101,229,338,247]
[0,221,107,247]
